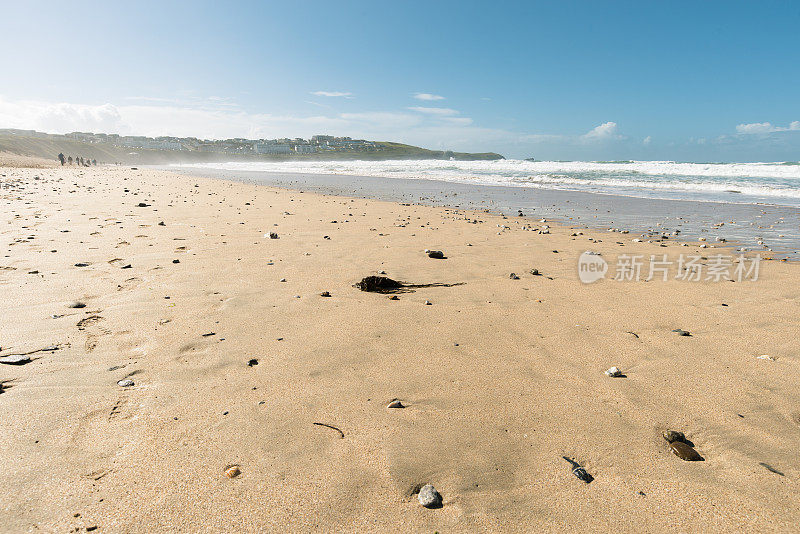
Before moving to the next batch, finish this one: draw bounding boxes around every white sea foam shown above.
[173,159,800,205]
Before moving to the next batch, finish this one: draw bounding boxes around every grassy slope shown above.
[0,134,504,164]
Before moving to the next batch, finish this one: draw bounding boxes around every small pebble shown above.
[427,250,445,259]
[320,291,331,297]
[604,366,623,377]
[225,465,241,478]
[117,379,134,387]
[662,430,685,443]
[672,329,691,336]
[247,359,259,367]
[387,399,404,409]
[424,300,432,305]
[509,273,519,280]
[68,301,86,309]
[417,484,442,508]
[669,441,704,461]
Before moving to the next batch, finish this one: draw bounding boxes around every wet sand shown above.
[2,163,800,532]
[167,166,800,259]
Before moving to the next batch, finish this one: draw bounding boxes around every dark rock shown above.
[509,273,519,280]
[662,430,685,443]
[269,232,279,239]
[387,399,404,409]
[136,202,150,207]
[0,355,31,365]
[563,457,593,483]
[68,301,86,309]
[672,329,691,336]
[669,441,704,461]
[247,358,259,367]
[427,250,445,259]
[320,291,331,297]
[172,259,180,264]
[74,263,89,267]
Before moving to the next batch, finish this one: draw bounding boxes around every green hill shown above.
[0,130,504,164]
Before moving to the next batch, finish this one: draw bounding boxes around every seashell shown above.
[224,465,241,478]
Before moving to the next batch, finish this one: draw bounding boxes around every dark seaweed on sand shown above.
[354,275,463,294]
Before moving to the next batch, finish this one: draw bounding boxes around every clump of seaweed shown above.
[354,276,464,294]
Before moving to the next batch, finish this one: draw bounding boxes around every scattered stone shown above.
[662,430,685,443]
[68,301,86,309]
[417,484,442,508]
[201,332,216,337]
[247,358,259,367]
[117,379,134,387]
[756,355,775,361]
[136,202,150,207]
[121,264,132,269]
[563,457,593,483]
[280,278,286,282]
[0,355,31,365]
[269,232,279,239]
[74,262,89,267]
[387,399,404,409]
[225,465,241,478]
[672,329,691,336]
[669,441,704,461]
[172,259,180,264]
[604,366,623,377]
[529,268,540,276]
[320,291,331,297]
[424,300,432,305]
[509,273,520,280]
[388,295,399,300]
[158,221,166,226]
[427,250,445,259]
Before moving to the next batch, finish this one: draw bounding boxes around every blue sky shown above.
[1,0,799,160]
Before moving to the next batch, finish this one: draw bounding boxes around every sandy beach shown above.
[2,161,799,532]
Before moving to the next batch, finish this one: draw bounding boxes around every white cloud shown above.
[310,91,353,97]
[643,135,652,145]
[407,106,459,116]
[735,121,800,134]
[413,93,445,101]
[0,95,637,158]
[581,121,623,141]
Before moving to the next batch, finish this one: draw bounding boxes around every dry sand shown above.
[1,162,799,532]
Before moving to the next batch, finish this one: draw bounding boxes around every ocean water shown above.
[174,159,800,207]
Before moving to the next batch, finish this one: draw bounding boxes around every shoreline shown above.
[166,165,800,259]
[2,164,800,531]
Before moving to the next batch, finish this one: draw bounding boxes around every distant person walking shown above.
[68,156,73,165]
[58,153,65,165]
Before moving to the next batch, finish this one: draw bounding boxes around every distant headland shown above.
[0,129,504,164]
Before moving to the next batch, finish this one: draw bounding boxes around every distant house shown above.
[254,142,292,154]
[294,145,316,154]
